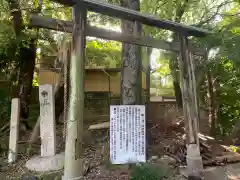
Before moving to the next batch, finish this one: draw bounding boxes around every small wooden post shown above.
[39,84,56,157]
[179,34,203,179]
[8,98,20,164]
[63,2,86,180]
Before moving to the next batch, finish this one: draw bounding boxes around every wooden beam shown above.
[29,14,204,56]
[88,122,110,130]
[51,0,211,37]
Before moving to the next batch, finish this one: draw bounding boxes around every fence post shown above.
[8,98,20,164]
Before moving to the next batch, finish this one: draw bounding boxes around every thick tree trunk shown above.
[119,0,142,168]
[168,0,189,108]
[120,0,142,105]
[8,0,23,35]
[206,71,216,137]
[8,0,37,130]
[17,40,36,127]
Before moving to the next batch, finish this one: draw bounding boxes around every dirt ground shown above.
[0,122,187,180]
[0,118,239,180]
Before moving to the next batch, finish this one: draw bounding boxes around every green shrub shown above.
[130,164,166,180]
[0,88,11,124]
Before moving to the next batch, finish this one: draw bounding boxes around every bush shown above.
[0,88,11,125]
[130,164,166,180]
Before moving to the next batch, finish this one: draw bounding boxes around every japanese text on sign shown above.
[110,105,146,164]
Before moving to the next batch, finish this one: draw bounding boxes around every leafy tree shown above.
[141,0,235,107]
[0,0,41,129]
[86,40,121,67]
[195,3,240,137]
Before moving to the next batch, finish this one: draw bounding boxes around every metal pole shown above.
[179,34,203,180]
[62,2,86,180]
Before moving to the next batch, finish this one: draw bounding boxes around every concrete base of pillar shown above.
[186,144,203,179]
[25,152,64,172]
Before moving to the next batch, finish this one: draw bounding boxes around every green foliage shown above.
[130,164,167,180]
[0,88,11,124]
[200,4,240,136]
[86,40,121,67]
[230,145,240,152]
[28,104,40,122]
[217,60,240,135]
[32,74,39,86]
[155,53,171,84]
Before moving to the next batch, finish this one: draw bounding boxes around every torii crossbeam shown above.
[51,0,210,37]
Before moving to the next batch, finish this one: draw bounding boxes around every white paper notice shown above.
[110,105,146,164]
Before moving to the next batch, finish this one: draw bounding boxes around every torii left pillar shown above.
[62,3,86,180]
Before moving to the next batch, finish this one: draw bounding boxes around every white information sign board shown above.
[110,105,146,164]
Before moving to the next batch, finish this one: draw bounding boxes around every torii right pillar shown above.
[179,34,203,180]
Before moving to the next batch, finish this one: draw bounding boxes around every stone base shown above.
[186,144,203,178]
[26,152,64,172]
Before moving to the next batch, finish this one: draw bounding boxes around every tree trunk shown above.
[206,71,216,137]
[120,0,142,167]
[16,40,36,127]
[120,0,142,105]
[169,54,182,107]
[231,121,240,144]
[168,0,189,108]
[8,0,37,130]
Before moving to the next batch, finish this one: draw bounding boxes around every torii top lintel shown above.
[52,0,211,37]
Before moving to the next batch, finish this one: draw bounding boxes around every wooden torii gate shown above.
[29,0,211,179]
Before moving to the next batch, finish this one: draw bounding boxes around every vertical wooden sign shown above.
[8,98,20,163]
[39,84,56,157]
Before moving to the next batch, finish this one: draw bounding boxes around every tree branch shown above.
[7,0,24,35]
[192,0,235,27]
[220,12,240,17]
[174,0,189,22]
